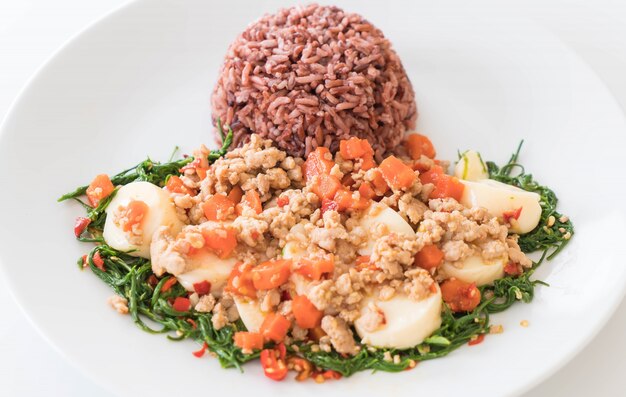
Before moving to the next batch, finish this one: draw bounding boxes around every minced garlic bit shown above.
[383,351,393,362]
[514,288,523,300]
[547,215,556,227]
[489,325,504,334]
[520,320,529,327]
[107,295,129,314]
[407,359,417,369]
[393,354,401,364]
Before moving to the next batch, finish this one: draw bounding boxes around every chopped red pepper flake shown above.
[504,261,522,276]
[468,333,485,346]
[147,275,159,287]
[192,342,208,358]
[172,297,191,312]
[186,318,198,329]
[277,195,290,208]
[503,207,523,223]
[81,255,88,268]
[74,217,91,238]
[322,370,342,380]
[92,252,105,271]
[193,280,212,296]
[161,277,178,292]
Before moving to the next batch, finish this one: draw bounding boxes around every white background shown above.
[1,1,625,396]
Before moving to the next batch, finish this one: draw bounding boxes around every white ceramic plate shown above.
[1,1,625,396]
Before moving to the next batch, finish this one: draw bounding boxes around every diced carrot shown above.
[161,277,177,292]
[406,134,436,160]
[371,170,389,195]
[86,174,115,207]
[311,174,343,201]
[379,156,416,190]
[414,245,444,271]
[295,257,335,280]
[193,280,212,295]
[119,200,149,232]
[201,227,237,259]
[359,155,376,171]
[277,195,289,208]
[440,278,481,312]
[165,175,195,195]
[237,190,262,215]
[251,259,292,290]
[430,175,465,202]
[172,297,191,312]
[419,165,443,185]
[260,313,291,343]
[292,295,324,329]
[333,189,370,212]
[303,147,334,182]
[355,255,378,271]
[358,183,376,200]
[203,194,235,221]
[227,185,244,204]
[234,332,264,351]
[226,262,257,299]
[339,137,373,160]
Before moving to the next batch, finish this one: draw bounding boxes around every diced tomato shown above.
[165,175,195,195]
[192,342,208,357]
[311,174,343,201]
[277,195,290,208]
[292,295,324,329]
[226,262,257,299]
[227,185,244,204]
[237,190,262,215]
[86,174,115,207]
[303,147,334,182]
[193,280,212,295]
[74,217,91,238]
[203,194,235,221]
[503,207,523,223]
[201,227,237,259]
[504,261,522,276]
[234,332,264,352]
[468,334,485,346]
[379,156,416,190]
[172,296,191,312]
[295,257,335,280]
[260,347,288,381]
[321,199,339,215]
[260,313,291,343]
[339,137,374,160]
[414,245,444,271]
[161,277,178,292]
[440,278,481,312]
[406,134,436,160]
[92,251,105,271]
[251,259,292,290]
[119,200,149,232]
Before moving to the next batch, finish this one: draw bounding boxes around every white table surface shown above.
[1,1,625,395]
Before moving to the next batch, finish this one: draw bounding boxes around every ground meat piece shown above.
[358,302,386,332]
[402,268,437,300]
[370,233,420,277]
[480,239,508,260]
[150,226,187,276]
[398,193,429,224]
[259,289,281,312]
[429,198,465,213]
[291,325,309,341]
[211,303,229,330]
[310,210,349,252]
[195,294,216,313]
[507,236,533,268]
[320,315,359,355]
[442,240,473,262]
[108,295,129,314]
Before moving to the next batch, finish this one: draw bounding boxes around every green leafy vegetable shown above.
[60,139,573,376]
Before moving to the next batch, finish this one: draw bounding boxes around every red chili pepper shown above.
[468,333,485,346]
[192,342,208,358]
[503,207,523,223]
[504,261,522,276]
[172,297,191,312]
[81,255,88,268]
[260,347,288,381]
[193,280,212,296]
[186,318,197,329]
[322,370,342,380]
[74,217,91,238]
[92,252,105,271]
[161,278,178,292]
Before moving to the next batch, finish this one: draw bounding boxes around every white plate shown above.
[1,1,625,396]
